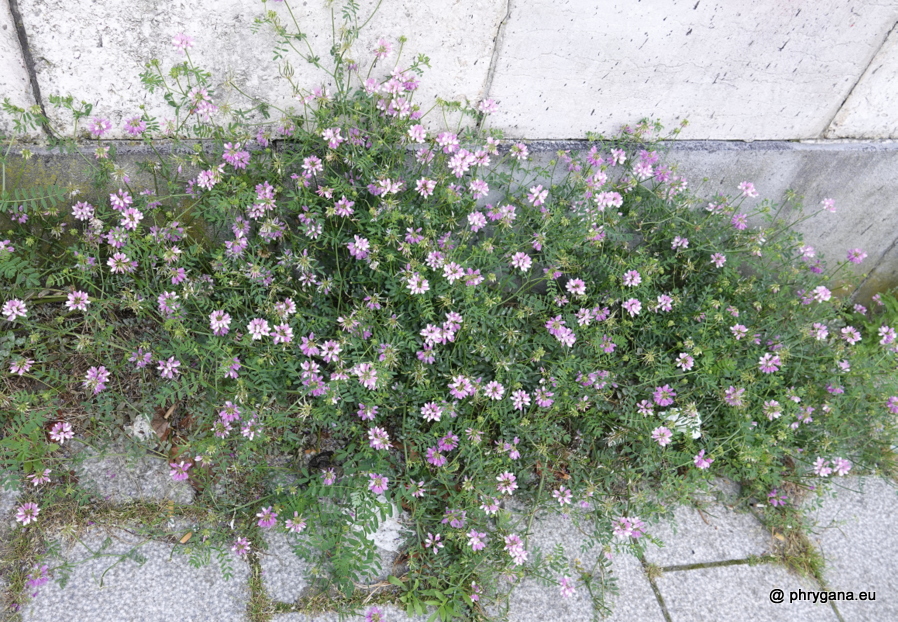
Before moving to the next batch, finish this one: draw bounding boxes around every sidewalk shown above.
[1,443,895,622]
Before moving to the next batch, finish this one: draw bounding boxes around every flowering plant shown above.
[2,1,897,618]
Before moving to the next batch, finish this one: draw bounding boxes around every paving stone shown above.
[505,512,664,622]
[656,563,839,622]
[260,530,314,603]
[0,474,22,534]
[69,440,194,505]
[644,503,772,566]
[806,476,898,621]
[0,0,38,139]
[23,526,250,622]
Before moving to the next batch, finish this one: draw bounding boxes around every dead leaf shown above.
[150,409,170,442]
[773,532,786,542]
[180,532,193,544]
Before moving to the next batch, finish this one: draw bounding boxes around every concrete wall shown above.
[2,1,898,298]
[3,0,898,141]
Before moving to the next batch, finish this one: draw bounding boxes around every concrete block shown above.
[486,1,898,140]
[806,477,898,621]
[656,563,839,622]
[23,527,250,621]
[644,503,771,566]
[828,25,898,139]
[662,141,898,300]
[0,1,37,137]
[18,0,504,139]
[69,440,194,505]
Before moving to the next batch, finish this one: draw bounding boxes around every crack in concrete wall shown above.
[5,0,54,138]
[475,0,512,135]
[823,18,898,139]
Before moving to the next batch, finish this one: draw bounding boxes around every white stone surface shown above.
[0,0,37,137]
[18,0,503,139]
[24,527,250,622]
[828,24,898,139]
[486,0,898,140]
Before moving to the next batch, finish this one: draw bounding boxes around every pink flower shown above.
[368,473,389,494]
[511,390,531,411]
[256,506,278,529]
[16,502,40,526]
[622,270,642,287]
[232,537,251,556]
[424,532,444,552]
[511,252,532,272]
[622,298,641,317]
[738,181,758,198]
[83,366,111,394]
[373,38,393,59]
[758,353,781,374]
[559,576,576,598]
[157,357,181,379]
[653,385,676,407]
[847,248,867,264]
[65,291,90,311]
[710,253,726,268]
[821,198,836,213]
[10,358,33,376]
[467,530,487,551]
[497,471,518,495]
[730,324,748,340]
[840,326,861,345]
[812,286,831,302]
[2,299,27,322]
[368,426,391,450]
[49,422,74,444]
[527,184,548,207]
[652,426,672,447]
[731,213,748,230]
[566,278,586,296]
[172,32,194,54]
[88,117,112,137]
[27,469,51,487]
[247,318,271,340]
[169,461,192,481]
[724,386,745,407]
[552,486,573,506]
[285,512,307,534]
[675,353,694,371]
[671,236,689,250]
[210,310,231,336]
[811,323,829,340]
[694,450,714,469]
[612,516,646,539]
[813,457,832,477]
[406,273,430,295]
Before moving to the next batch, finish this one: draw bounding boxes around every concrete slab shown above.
[660,141,898,301]
[505,512,664,621]
[644,503,771,566]
[487,1,898,140]
[806,477,898,621]
[0,475,22,533]
[18,0,503,139]
[0,1,37,138]
[656,563,839,622]
[23,526,250,622]
[69,440,194,505]
[828,24,898,139]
